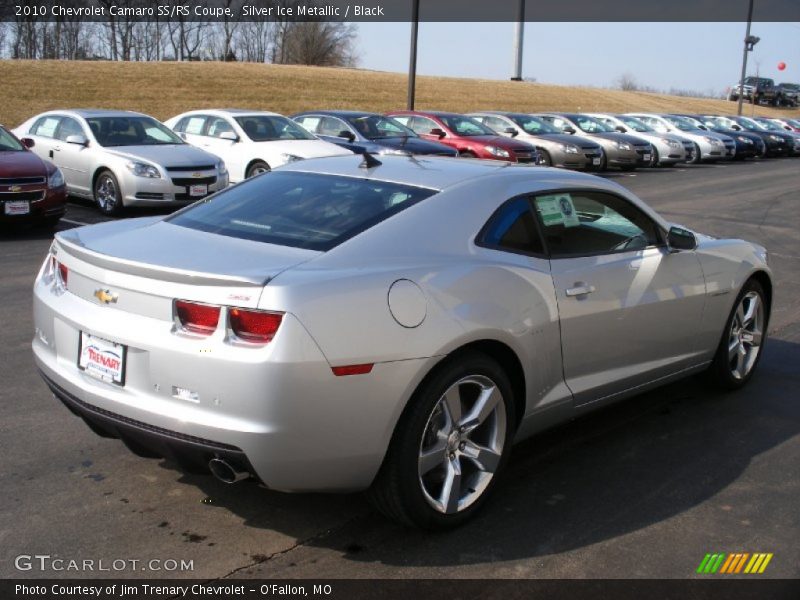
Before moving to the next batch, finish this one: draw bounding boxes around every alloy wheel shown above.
[727,291,764,380]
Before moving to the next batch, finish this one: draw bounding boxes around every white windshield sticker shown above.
[537,194,579,228]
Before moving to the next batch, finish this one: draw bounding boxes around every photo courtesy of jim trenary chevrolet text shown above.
[1,0,799,599]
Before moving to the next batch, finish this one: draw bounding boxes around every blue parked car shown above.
[291,110,458,157]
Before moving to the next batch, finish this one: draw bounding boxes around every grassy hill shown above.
[0,60,795,128]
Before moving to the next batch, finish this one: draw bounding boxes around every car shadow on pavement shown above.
[179,336,799,568]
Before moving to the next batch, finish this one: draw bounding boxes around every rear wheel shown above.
[246,160,270,178]
[707,279,768,390]
[94,170,123,216]
[368,352,515,530]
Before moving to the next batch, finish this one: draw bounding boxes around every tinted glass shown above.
[533,191,661,257]
[511,115,558,135]
[207,117,236,138]
[479,197,544,255]
[168,171,436,251]
[618,116,651,132]
[437,115,496,136]
[235,116,316,141]
[0,127,24,151]
[56,117,85,141]
[571,115,614,133]
[345,115,416,139]
[318,116,350,137]
[87,116,184,146]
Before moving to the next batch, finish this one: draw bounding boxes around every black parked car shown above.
[291,110,457,157]
[701,115,790,158]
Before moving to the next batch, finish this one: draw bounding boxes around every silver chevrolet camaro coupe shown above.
[32,154,771,529]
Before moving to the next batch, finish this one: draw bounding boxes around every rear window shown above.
[167,171,436,251]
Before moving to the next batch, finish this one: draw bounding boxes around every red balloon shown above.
[778,62,786,71]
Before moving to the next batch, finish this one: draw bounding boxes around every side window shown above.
[31,116,61,138]
[294,116,321,133]
[318,117,349,137]
[478,196,544,255]
[55,117,85,141]
[533,191,661,257]
[410,116,440,135]
[485,116,509,132]
[182,116,207,135]
[206,117,235,138]
[391,115,411,127]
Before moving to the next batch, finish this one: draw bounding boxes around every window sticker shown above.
[536,194,579,228]
[36,117,60,138]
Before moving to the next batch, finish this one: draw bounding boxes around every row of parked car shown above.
[2,106,800,226]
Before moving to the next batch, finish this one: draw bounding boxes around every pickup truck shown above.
[775,83,799,107]
[728,77,782,106]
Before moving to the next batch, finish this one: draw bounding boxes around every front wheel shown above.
[458,150,477,158]
[368,353,515,529]
[650,147,660,167]
[707,279,768,390]
[538,149,552,166]
[690,143,702,164]
[246,160,270,178]
[94,170,123,216]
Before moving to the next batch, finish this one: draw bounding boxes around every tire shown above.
[458,150,477,159]
[367,352,515,530]
[690,143,702,164]
[246,160,270,178]
[650,147,660,167]
[538,149,552,166]
[599,153,608,171]
[707,279,769,390]
[94,170,123,216]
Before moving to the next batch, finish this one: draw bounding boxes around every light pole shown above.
[511,0,525,81]
[737,0,759,116]
[407,0,420,109]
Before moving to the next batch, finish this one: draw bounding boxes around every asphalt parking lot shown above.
[1,158,798,580]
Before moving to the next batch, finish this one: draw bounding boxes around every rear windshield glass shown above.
[167,171,436,251]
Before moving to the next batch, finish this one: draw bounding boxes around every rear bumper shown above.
[41,370,256,478]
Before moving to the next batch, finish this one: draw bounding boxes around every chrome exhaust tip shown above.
[208,458,250,484]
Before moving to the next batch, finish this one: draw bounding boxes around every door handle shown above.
[565,284,596,297]
[48,150,54,158]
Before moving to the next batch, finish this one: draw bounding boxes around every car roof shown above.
[279,153,605,192]
[295,110,383,118]
[177,109,283,118]
[48,109,151,119]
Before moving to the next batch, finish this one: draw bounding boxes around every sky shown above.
[355,22,800,94]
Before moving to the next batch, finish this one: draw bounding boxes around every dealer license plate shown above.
[4,201,30,215]
[592,158,601,165]
[78,332,126,385]
[189,184,208,197]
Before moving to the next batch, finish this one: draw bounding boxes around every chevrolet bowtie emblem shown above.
[9,185,22,192]
[94,289,118,304]
[192,172,203,178]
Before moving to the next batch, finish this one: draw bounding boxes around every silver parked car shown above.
[14,110,229,215]
[536,113,653,170]
[33,155,771,529]
[468,111,604,170]
[585,113,692,166]
[625,113,735,162]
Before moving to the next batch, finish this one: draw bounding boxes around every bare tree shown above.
[279,22,358,67]
[234,21,275,63]
[615,72,639,92]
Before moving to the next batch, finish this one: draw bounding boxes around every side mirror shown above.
[504,127,519,138]
[338,130,356,142]
[667,226,697,252]
[698,125,708,130]
[65,134,88,146]
[21,137,35,149]
[563,126,576,134]
[732,124,742,131]
[219,131,239,142]
[430,128,446,139]
[615,125,627,133]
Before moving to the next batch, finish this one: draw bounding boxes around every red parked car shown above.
[387,110,541,164]
[0,125,66,228]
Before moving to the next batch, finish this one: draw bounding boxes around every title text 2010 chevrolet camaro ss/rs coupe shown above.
[32,155,771,529]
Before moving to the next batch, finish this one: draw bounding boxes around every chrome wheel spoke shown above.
[439,458,462,514]
[742,294,759,326]
[442,386,461,425]
[728,338,740,361]
[460,385,501,431]
[461,439,501,473]
[418,438,448,475]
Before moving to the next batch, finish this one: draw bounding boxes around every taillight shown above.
[175,300,220,335]
[57,261,68,287]
[229,308,283,344]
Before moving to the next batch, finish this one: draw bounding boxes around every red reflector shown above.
[332,364,374,376]
[57,260,68,287]
[175,300,220,335]
[229,308,283,344]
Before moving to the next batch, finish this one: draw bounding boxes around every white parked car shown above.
[14,110,229,215]
[625,113,735,163]
[584,113,692,166]
[164,109,352,183]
